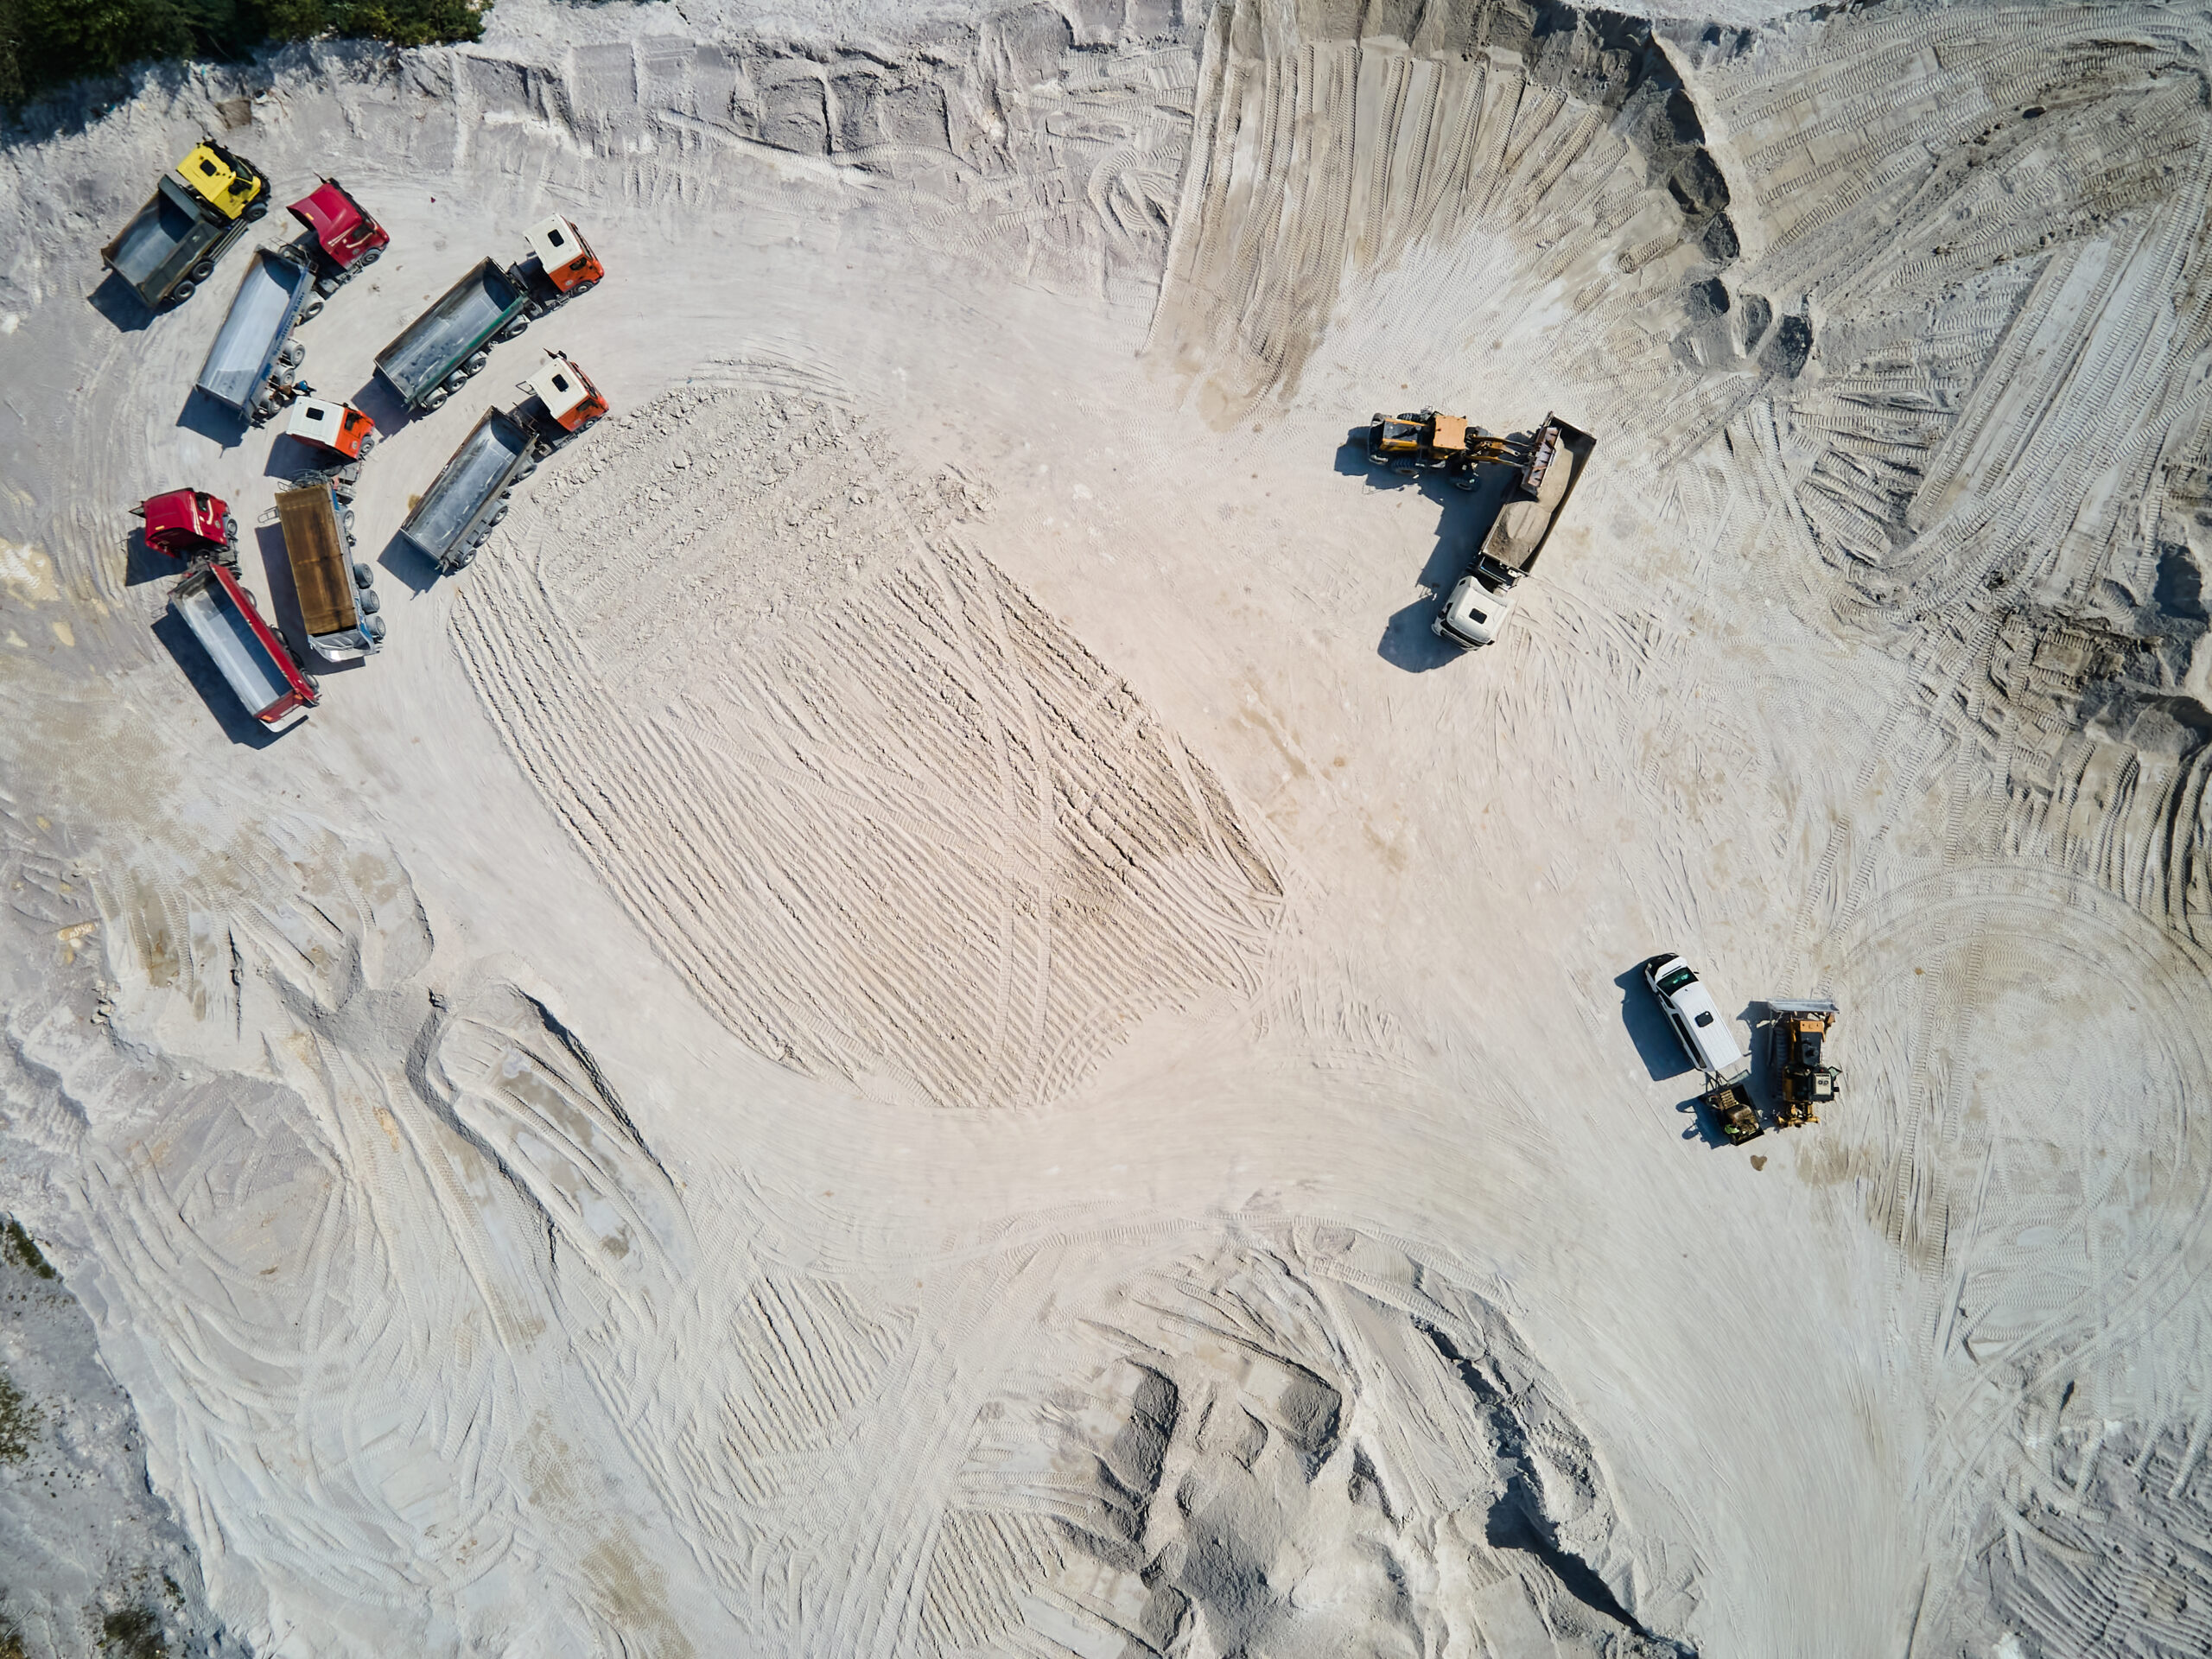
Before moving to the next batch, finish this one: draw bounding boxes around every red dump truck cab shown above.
[285,397,378,460]
[136,489,237,562]
[169,562,319,728]
[524,215,601,296]
[289,179,389,277]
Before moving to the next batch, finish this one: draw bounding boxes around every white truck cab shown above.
[1435,568,1520,648]
[1643,953,1745,1077]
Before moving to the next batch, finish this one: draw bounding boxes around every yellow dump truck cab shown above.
[177,142,266,219]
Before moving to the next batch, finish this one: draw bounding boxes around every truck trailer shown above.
[101,141,270,309]
[1433,415,1597,650]
[274,480,384,660]
[373,216,606,414]
[195,247,317,423]
[168,562,319,728]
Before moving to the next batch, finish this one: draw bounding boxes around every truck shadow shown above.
[1615,962,1694,1084]
[348,376,414,439]
[376,531,442,596]
[122,528,175,588]
[1343,427,1532,675]
[175,389,246,450]
[149,610,281,748]
[87,271,154,334]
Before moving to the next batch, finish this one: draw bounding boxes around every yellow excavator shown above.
[1367,410,1530,486]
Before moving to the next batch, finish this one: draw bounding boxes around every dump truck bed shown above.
[375,259,527,404]
[275,484,357,639]
[103,177,200,287]
[401,408,534,567]
[1474,416,1598,578]
[170,565,310,723]
[197,250,312,412]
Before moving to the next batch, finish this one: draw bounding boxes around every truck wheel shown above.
[359,589,380,613]
[245,200,269,220]
[572,277,599,296]
[170,281,195,303]
[524,301,548,321]
[488,505,508,527]
[423,388,449,410]
[191,259,214,281]
[364,615,387,642]
[342,509,356,532]
[353,563,374,588]
[498,317,529,340]
[299,296,325,321]
[444,371,468,393]
[279,341,306,368]
[358,431,377,455]
[223,513,238,543]
[316,276,340,296]
[464,352,489,376]
[360,248,382,267]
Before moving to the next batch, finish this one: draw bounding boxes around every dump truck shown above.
[287,178,389,292]
[1433,415,1598,650]
[101,140,270,309]
[400,352,609,572]
[274,480,384,660]
[373,216,606,414]
[195,247,317,423]
[1368,410,1521,479]
[1769,999,1841,1128]
[134,489,238,566]
[168,561,319,728]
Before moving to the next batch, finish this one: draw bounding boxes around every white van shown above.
[1643,954,1745,1076]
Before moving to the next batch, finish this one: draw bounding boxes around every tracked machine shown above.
[1768,999,1842,1128]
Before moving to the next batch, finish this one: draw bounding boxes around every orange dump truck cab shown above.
[525,214,602,296]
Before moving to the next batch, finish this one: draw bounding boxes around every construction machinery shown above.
[1367,410,1520,477]
[1769,999,1841,1128]
[287,178,390,293]
[1700,1076,1765,1147]
[169,562,320,728]
[1433,414,1597,650]
[101,139,270,309]
[274,480,383,659]
[195,247,318,423]
[374,216,607,414]
[134,490,238,567]
[401,352,609,572]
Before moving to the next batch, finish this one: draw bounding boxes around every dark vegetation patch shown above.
[0,0,486,112]
[0,1368,35,1461]
[2,1217,54,1280]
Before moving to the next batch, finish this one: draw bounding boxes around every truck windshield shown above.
[1658,967,1697,994]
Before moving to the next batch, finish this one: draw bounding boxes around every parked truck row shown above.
[105,139,613,732]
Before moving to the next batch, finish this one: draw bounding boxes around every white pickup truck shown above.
[1433,415,1596,649]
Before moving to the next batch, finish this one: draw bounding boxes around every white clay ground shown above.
[3,1,2212,1655]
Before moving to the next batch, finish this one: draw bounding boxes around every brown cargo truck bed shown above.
[275,484,356,639]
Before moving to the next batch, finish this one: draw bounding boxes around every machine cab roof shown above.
[177,142,263,219]
[525,353,601,426]
[526,214,597,279]
[288,179,386,262]
[285,397,375,457]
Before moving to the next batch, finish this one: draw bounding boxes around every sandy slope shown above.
[3,0,2212,1654]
